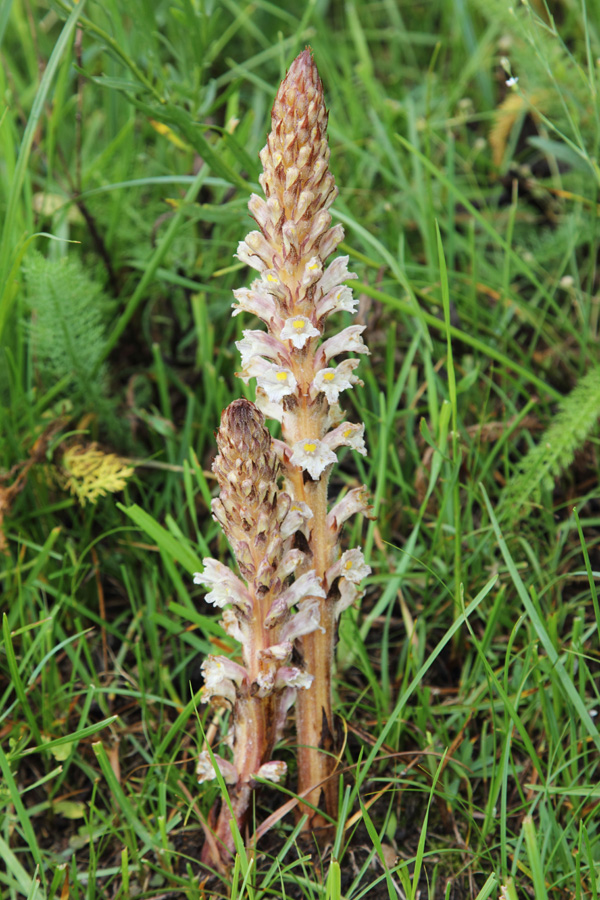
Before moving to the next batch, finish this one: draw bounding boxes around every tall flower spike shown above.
[194,400,320,865]
[235,49,374,835]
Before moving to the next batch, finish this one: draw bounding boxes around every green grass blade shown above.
[92,740,161,851]
[118,504,203,574]
[0,746,44,879]
[481,485,600,754]
[0,0,88,342]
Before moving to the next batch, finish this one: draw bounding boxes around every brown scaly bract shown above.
[247,48,339,304]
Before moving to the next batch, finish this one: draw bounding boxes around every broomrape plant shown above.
[194,48,373,863]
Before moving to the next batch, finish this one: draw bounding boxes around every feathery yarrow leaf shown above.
[193,399,321,860]
[500,368,600,522]
[23,253,111,405]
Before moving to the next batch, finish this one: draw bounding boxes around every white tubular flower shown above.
[221,608,246,644]
[236,330,287,367]
[279,570,326,608]
[270,437,293,467]
[274,548,305,581]
[327,486,373,534]
[282,220,301,257]
[290,438,337,479]
[317,223,345,259]
[232,285,278,323]
[294,188,315,221]
[301,256,323,288]
[316,255,358,297]
[334,578,362,620]
[197,750,239,785]
[275,667,314,690]
[280,315,320,349]
[311,358,362,403]
[324,422,367,456]
[194,559,253,614]
[259,642,294,665]
[201,655,248,705]
[245,230,276,267]
[236,239,268,273]
[317,325,370,365]
[255,669,276,694]
[280,501,313,539]
[202,655,248,687]
[261,268,289,301]
[257,367,297,403]
[249,193,283,231]
[316,285,359,319]
[256,642,294,695]
[255,760,287,783]
[326,548,371,588]
[247,192,269,229]
[254,388,285,423]
[280,598,324,642]
[240,357,297,403]
[265,570,326,627]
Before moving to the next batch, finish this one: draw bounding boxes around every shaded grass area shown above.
[1,1,600,897]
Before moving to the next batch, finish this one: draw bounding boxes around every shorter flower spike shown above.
[196,399,320,865]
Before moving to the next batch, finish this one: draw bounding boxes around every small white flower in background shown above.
[506,76,519,87]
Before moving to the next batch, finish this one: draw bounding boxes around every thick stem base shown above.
[295,601,338,834]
